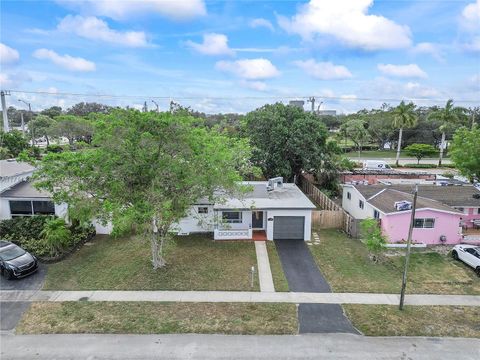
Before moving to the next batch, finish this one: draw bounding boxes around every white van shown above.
[362,160,392,171]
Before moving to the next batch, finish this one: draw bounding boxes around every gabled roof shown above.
[0,159,36,178]
[214,181,316,210]
[368,189,461,215]
[353,184,480,207]
[0,180,51,199]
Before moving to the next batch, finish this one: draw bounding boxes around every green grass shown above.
[310,230,480,295]
[344,305,480,338]
[16,302,298,335]
[346,149,447,159]
[266,242,289,292]
[44,234,260,291]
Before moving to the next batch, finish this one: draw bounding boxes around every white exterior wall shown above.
[0,198,10,220]
[342,186,380,220]
[176,205,215,234]
[265,209,312,241]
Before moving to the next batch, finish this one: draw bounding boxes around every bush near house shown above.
[0,216,95,259]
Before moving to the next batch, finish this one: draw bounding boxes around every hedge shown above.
[0,216,95,261]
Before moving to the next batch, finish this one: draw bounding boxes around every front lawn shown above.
[311,230,480,295]
[266,242,289,292]
[44,234,259,291]
[16,302,298,335]
[344,305,480,338]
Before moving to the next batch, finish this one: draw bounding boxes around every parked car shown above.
[452,244,480,276]
[362,160,392,171]
[0,240,38,279]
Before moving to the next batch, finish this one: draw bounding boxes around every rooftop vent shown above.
[267,177,284,192]
[394,201,412,211]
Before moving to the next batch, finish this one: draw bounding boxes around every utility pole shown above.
[20,112,25,136]
[307,96,315,113]
[151,100,159,113]
[1,90,10,132]
[399,184,418,310]
[18,99,32,145]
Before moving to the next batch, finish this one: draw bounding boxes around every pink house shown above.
[342,184,480,245]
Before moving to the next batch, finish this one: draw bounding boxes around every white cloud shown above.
[461,0,480,31]
[412,42,445,62]
[0,73,13,87]
[464,36,480,52]
[0,43,20,65]
[58,15,149,47]
[278,0,412,50]
[33,48,96,72]
[215,58,280,80]
[377,64,427,78]
[293,59,352,80]
[56,0,207,21]
[185,33,235,56]
[240,80,267,91]
[249,18,274,32]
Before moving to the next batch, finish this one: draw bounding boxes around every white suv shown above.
[452,245,480,277]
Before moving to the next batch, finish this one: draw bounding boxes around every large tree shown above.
[67,102,111,117]
[428,99,467,166]
[35,110,254,268]
[340,119,370,156]
[392,101,417,166]
[450,126,480,182]
[244,103,329,181]
[29,115,54,146]
[51,115,93,145]
[0,130,29,158]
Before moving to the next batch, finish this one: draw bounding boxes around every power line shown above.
[4,89,480,104]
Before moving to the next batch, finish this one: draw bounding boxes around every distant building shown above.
[318,110,336,116]
[289,100,305,109]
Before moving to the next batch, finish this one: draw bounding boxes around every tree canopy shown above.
[450,126,480,182]
[404,143,436,164]
[35,110,254,268]
[244,103,329,181]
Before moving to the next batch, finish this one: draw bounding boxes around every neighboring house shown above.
[0,159,36,193]
[176,180,316,241]
[342,184,480,245]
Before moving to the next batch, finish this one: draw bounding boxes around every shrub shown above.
[402,163,437,169]
[46,144,64,153]
[41,218,72,257]
[361,218,387,263]
[0,216,95,259]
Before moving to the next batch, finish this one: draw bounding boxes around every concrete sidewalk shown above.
[2,290,480,306]
[254,241,275,292]
[2,333,479,360]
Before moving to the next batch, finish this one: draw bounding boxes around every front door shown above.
[252,211,264,229]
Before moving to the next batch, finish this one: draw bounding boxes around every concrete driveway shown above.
[274,239,358,334]
[0,263,46,332]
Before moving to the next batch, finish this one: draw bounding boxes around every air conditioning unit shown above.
[267,177,284,191]
[394,201,412,211]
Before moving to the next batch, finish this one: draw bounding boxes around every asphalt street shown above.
[274,239,358,334]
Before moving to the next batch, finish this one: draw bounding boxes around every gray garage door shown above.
[273,216,305,240]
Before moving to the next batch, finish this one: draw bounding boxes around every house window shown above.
[359,200,364,209]
[9,200,55,217]
[373,210,380,219]
[414,218,435,229]
[347,192,351,200]
[198,207,208,214]
[222,211,242,223]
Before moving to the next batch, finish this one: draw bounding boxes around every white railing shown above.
[214,228,252,240]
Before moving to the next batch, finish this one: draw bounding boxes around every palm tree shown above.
[392,101,417,166]
[428,99,466,166]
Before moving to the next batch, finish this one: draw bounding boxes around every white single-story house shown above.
[176,179,316,241]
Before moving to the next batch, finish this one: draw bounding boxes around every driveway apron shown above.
[274,239,358,334]
[0,263,46,331]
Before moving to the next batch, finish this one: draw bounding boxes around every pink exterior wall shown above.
[381,209,462,245]
[460,207,480,228]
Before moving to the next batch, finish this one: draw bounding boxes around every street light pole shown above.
[151,100,159,113]
[18,99,33,145]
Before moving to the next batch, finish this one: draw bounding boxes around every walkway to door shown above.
[274,239,358,334]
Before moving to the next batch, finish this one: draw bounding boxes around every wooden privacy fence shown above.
[300,175,355,235]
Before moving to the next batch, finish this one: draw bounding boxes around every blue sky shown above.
[1,0,479,113]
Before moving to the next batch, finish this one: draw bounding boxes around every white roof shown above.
[0,159,36,178]
[213,181,316,210]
